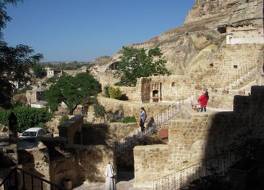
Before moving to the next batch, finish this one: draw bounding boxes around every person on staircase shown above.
[139,107,147,133]
[198,89,209,112]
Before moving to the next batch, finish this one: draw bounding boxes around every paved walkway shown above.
[207,107,232,112]
[74,179,152,190]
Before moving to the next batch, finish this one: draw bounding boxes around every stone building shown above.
[26,86,47,108]
[45,67,62,78]
[137,75,193,102]
[108,75,193,103]
[226,24,264,45]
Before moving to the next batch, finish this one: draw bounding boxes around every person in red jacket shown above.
[198,89,209,112]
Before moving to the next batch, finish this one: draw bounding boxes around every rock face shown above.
[128,0,264,75]
[185,0,263,26]
[91,0,263,86]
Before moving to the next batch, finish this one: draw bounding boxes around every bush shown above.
[122,116,137,123]
[0,110,11,126]
[108,86,122,100]
[0,106,52,132]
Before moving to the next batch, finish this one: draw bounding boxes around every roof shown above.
[24,127,43,132]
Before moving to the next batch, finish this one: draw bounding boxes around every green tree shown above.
[0,44,43,108]
[116,47,170,86]
[32,62,46,78]
[0,0,43,108]
[45,73,101,114]
[0,1,20,33]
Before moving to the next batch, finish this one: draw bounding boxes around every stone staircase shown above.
[116,97,194,153]
[226,66,258,90]
[152,151,238,190]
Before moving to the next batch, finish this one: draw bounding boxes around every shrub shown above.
[108,86,122,100]
[0,106,52,132]
[0,110,11,126]
[122,116,137,123]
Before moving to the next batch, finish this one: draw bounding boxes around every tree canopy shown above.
[116,47,170,86]
[0,0,43,108]
[45,73,101,114]
[32,62,46,78]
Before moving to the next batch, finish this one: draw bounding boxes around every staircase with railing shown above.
[116,96,194,153]
[152,150,239,190]
[226,67,258,90]
[216,66,258,93]
[0,167,63,190]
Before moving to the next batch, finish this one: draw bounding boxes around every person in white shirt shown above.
[105,162,116,190]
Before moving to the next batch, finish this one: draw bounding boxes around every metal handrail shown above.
[0,167,16,187]
[0,167,63,190]
[152,148,240,190]
[116,96,194,153]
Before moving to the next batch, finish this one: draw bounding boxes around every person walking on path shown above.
[198,89,209,112]
[139,107,147,133]
[105,162,116,190]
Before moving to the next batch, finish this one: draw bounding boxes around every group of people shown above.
[104,90,209,189]
[139,89,209,133]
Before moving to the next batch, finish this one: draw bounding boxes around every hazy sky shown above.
[4,0,195,62]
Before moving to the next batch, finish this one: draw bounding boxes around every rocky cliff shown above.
[185,0,263,26]
[91,0,264,89]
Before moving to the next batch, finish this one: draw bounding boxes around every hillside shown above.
[90,0,264,90]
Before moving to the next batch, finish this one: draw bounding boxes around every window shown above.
[217,26,226,34]
[233,65,238,69]
[171,82,175,87]
[210,63,214,67]
[37,129,46,136]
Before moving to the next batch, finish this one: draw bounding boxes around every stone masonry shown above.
[134,86,264,188]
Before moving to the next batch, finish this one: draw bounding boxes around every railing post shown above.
[14,169,18,190]
[31,175,34,190]
[22,171,25,190]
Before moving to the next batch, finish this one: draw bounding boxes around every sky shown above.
[4,0,195,62]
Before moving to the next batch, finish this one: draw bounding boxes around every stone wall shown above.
[134,145,170,188]
[108,122,137,141]
[59,115,83,145]
[19,142,114,189]
[118,86,140,101]
[114,75,194,103]
[200,44,263,88]
[148,75,194,101]
[97,96,170,121]
[18,144,51,190]
[50,145,114,186]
